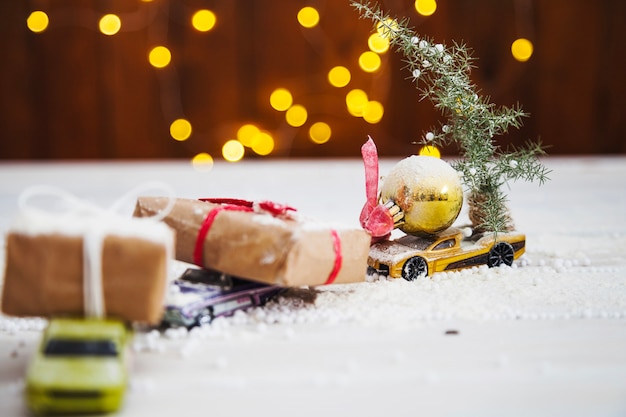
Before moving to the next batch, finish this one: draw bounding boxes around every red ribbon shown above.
[359,137,394,241]
[325,229,342,285]
[193,204,252,266]
[200,198,297,217]
[193,199,343,285]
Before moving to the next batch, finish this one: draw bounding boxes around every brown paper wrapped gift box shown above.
[133,197,371,287]
[2,214,174,325]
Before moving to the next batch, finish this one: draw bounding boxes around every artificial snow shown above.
[0,158,625,417]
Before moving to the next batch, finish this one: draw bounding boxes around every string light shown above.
[358,51,381,73]
[362,100,384,124]
[376,17,399,38]
[99,14,121,36]
[297,7,320,28]
[232,124,275,156]
[285,105,308,127]
[346,89,369,117]
[251,132,274,155]
[270,88,293,111]
[237,123,261,147]
[148,46,172,68]
[309,122,332,144]
[26,11,49,33]
[368,33,389,53]
[418,145,441,158]
[191,152,214,172]
[169,119,192,141]
[222,140,245,162]
[328,66,351,88]
[415,0,437,17]
[192,9,216,32]
[511,38,533,62]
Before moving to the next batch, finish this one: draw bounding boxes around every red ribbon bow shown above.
[359,137,394,241]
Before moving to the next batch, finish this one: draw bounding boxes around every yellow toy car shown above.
[367,227,526,280]
[25,317,129,415]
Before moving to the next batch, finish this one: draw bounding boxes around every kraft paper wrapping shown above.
[134,197,371,286]
[2,233,171,325]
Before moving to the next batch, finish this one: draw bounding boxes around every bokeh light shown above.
[191,153,214,172]
[376,18,399,39]
[169,118,192,141]
[346,89,369,117]
[418,145,441,158]
[362,100,384,124]
[251,131,274,156]
[222,140,245,162]
[149,46,172,68]
[328,66,351,88]
[26,11,49,33]
[237,123,260,147]
[192,9,216,32]
[368,33,390,54]
[285,105,308,127]
[309,122,332,144]
[511,38,534,62]
[358,51,382,73]
[297,6,320,28]
[415,0,437,17]
[99,14,121,36]
[270,88,293,111]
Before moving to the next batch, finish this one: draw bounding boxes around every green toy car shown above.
[25,317,130,415]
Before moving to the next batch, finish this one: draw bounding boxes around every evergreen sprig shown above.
[352,1,550,234]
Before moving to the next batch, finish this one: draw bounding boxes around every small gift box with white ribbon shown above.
[1,185,175,325]
[133,197,371,287]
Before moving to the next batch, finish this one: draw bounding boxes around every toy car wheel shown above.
[195,308,213,326]
[488,242,515,267]
[402,256,428,281]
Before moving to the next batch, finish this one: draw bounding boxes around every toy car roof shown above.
[177,267,273,289]
[45,318,127,340]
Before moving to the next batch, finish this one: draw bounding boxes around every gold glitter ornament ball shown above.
[380,155,463,235]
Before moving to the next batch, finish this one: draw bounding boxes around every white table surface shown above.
[1,157,625,417]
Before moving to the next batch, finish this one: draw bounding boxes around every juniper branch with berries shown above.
[352,1,550,234]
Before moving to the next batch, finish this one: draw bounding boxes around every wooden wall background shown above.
[1,0,624,160]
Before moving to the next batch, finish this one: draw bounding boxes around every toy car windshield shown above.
[179,268,270,290]
[44,339,119,357]
[180,268,233,288]
[396,234,441,251]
